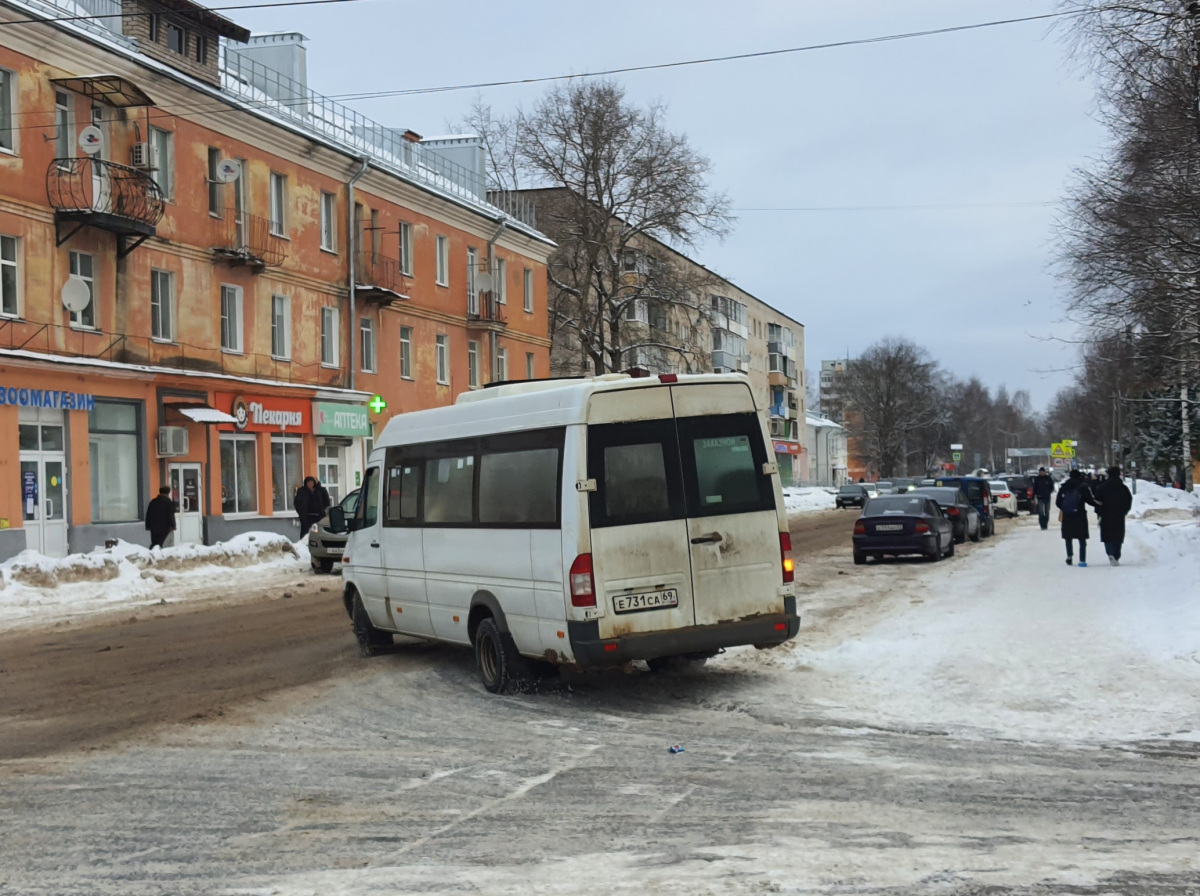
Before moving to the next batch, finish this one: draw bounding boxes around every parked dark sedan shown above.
[835,484,869,509]
[1003,475,1034,513]
[932,476,995,537]
[308,488,360,574]
[852,495,955,564]
[912,486,980,544]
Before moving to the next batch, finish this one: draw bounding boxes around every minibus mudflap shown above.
[568,596,799,666]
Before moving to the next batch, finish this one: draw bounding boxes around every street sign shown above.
[950,443,963,451]
[952,452,962,462]
[1052,457,1065,468]
[1050,441,1076,459]
[1111,441,1121,455]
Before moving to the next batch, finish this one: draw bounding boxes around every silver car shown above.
[309,489,360,574]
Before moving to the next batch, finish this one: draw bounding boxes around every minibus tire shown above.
[474,617,527,694]
[352,594,393,657]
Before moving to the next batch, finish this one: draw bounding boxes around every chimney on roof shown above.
[227,32,308,105]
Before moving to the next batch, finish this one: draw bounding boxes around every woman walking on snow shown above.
[1094,466,1133,565]
[1056,469,1097,567]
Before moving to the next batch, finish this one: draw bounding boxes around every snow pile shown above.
[1128,480,1200,521]
[782,486,837,515]
[730,514,1200,745]
[0,533,307,626]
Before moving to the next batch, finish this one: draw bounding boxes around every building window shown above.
[320,191,336,251]
[147,14,158,41]
[149,127,173,199]
[435,235,449,286]
[369,208,380,261]
[466,246,477,313]
[269,172,287,237]
[207,147,222,216]
[526,352,535,380]
[55,91,71,161]
[0,68,14,152]
[271,435,303,513]
[166,22,184,54]
[523,267,533,313]
[399,326,412,378]
[360,317,376,373]
[494,257,507,304]
[1,235,19,317]
[220,435,257,515]
[271,294,291,359]
[68,251,96,329]
[398,222,412,275]
[496,346,508,381]
[195,34,207,63]
[467,340,479,389]
[88,400,141,523]
[150,269,174,341]
[321,306,339,367]
[436,334,449,384]
[220,284,243,353]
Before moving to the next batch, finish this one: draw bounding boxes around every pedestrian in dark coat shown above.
[145,485,176,550]
[1094,466,1133,565]
[294,476,331,532]
[1032,467,1055,530]
[1056,469,1097,567]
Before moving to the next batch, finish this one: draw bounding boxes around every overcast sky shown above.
[237,0,1105,411]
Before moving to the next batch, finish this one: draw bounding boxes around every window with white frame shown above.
[398,222,412,275]
[1,235,19,317]
[271,435,303,512]
[321,306,339,366]
[466,246,477,313]
[88,400,141,523]
[494,257,507,304]
[523,267,533,313]
[220,434,257,514]
[526,352,535,380]
[496,346,508,381]
[271,294,291,359]
[320,191,336,251]
[55,91,71,161]
[0,68,15,153]
[467,340,479,389]
[436,334,449,384]
[269,172,287,236]
[623,299,648,323]
[149,127,173,199]
[399,326,412,378]
[435,235,449,286]
[69,251,96,329]
[220,284,243,353]
[360,317,376,373]
[150,269,174,341]
[207,147,222,216]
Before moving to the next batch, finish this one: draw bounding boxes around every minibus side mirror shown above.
[328,506,346,533]
[344,515,363,532]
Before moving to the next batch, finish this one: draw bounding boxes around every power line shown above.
[0,0,373,28]
[1,9,1084,133]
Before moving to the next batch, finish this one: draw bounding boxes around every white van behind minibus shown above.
[338,372,800,693]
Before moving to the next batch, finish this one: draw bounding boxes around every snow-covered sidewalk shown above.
[0,533,310,629]
[782,485,837,515]
[731,483,1200,745]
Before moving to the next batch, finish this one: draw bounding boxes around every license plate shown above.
[613,588,679,614]
[875,524,904,532]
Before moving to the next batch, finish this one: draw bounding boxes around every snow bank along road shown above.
[3,509,1199,893]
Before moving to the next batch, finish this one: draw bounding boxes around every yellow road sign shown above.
[1050,441,1076,459]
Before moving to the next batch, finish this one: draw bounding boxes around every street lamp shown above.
[997,429,1020,471]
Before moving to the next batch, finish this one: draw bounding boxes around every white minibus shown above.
[338,372,800,692]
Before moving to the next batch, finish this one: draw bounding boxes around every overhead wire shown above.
[0,0,374,28]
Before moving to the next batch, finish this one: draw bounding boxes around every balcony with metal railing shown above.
[467,293,507,331]
[356,252,410,306]
[210,208,287,268]
[46,157,164,256]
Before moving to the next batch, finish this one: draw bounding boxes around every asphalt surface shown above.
[3,510,1197,894]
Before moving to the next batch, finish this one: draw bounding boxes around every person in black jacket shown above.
[294,476,331,532]
[1056,469,1097,566]
[1032,467,1055,530]
[1094,466,1134,565]
[145,485,176,550]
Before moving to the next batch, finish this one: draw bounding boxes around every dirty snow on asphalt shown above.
[782,486,837,515]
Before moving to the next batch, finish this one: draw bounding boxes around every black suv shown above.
[1002,475,1034,514]
[835,484,869,509]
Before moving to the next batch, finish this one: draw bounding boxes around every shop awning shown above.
[49,75,155,108]
[172,405,237,424]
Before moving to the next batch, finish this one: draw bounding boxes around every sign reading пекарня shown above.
[0,387,95,410]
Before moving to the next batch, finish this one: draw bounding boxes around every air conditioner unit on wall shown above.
[130,142,150,167]
[158,426,188,457]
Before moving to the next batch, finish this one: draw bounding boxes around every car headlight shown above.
[310,523,319,534]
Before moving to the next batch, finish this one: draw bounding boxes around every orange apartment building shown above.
[0,0,553,558]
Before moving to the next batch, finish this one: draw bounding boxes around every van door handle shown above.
[690,532,722,545]
[370,540,380,548]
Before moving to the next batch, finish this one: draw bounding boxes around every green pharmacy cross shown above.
[368,395,387,414]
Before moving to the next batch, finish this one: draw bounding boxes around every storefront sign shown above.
[773,441,804,456]
[0,387,95,410]
[313,401,370,437]
[215,393,311,433]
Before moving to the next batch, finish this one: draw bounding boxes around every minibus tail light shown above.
[779,532,794,583]
[569,554,596,607]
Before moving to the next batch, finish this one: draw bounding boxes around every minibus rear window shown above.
[677,414,775,518]
[587,419,684,528]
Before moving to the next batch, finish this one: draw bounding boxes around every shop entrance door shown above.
[19,410,68,558]
[168,463,203,546]
[317,441,345,503]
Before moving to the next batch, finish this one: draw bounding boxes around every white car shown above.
[988,480,1018,518]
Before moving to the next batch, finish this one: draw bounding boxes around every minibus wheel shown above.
[474,617,526,694]
[351,594,393,657]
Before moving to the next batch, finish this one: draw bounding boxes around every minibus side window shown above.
[677,414,774,518]
[361,466,380,527]
[479,447,559,525]
[384,450,421,526]
[424,455,474,524]
[587,420,684,528]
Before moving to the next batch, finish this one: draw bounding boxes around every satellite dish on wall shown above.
[78,126,103,155]
[475,271,494,293]
[61,276,91,313]
[215,158,242,183]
